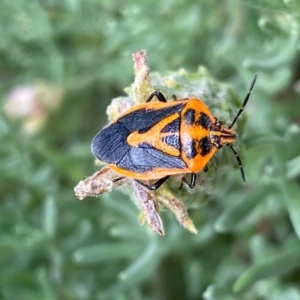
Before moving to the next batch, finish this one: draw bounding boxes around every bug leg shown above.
[146,91,167,103]
[180,173,197,189]
[172,95,189,101]
[188,173,197,188]
[112,177,125,183]
[204,165,208,173]
[136,176,169,191]
[179,181,183,190]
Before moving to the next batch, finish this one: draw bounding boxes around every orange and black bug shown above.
[91,75,257,190]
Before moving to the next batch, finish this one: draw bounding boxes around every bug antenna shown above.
[229,74,257,129]
[228,145,245,183]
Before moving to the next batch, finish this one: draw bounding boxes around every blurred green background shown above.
[1,0,300,299]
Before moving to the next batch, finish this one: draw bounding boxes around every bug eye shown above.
[216,121,223,129]
[211,122,222,131]
[211,135,221,148]
[215,136,221,144]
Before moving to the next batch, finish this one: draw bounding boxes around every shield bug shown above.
[91,75,257,190]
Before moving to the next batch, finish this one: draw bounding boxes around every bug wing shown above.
[117,146,186,173]
[91,102,187,173]
[91,122,130,164]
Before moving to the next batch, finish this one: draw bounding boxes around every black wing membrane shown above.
[91,122,130,164]
[91,102,187,171]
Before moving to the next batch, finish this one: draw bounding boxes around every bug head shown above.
[209,120,237,149]
[210,74,257,182]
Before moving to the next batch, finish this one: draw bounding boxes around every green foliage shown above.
[1,0,300,299]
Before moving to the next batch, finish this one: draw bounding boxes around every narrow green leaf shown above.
[214,187,269,232]
[280,180,300,239]
[73,242,143,263]
[42,196,56,238]
[36,267,57,300]
[98,242,160,299]
[234,245,300,293]
[118,241,159,281]
[240,0,299,11]
[286,156,300,179]
[184,259,203,299]
[203,285,239,300]
[0,115,10,137]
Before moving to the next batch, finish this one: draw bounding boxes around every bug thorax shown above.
[209,119,237,149]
